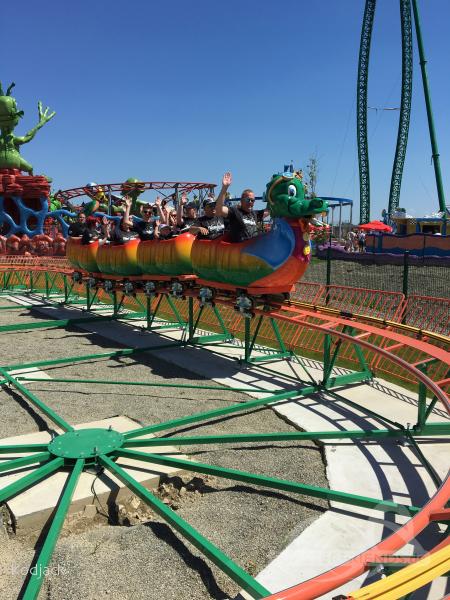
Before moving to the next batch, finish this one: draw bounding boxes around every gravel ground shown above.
[0,297,328,600]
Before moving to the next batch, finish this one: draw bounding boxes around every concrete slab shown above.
[0,416,188,535]
[9,366,52,380]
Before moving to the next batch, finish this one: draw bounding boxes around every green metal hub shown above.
[49,428,124,462]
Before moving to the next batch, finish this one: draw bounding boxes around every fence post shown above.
[402,251,410,298]
[325,239,332,305]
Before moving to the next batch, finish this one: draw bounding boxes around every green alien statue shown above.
[0,82,55,174]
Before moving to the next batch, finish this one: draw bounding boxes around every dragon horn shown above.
[6,82,15,96]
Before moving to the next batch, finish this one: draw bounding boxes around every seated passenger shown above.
[110,196,139,244]
[177,193,197,232]
[134,204,160,240]
[167,208,177,228]
[68,212,87,237]
[189,199,225,239]
[159,224,176,239]
[215,172,263,243]
[81,216,100,244]
[154,197,171,224]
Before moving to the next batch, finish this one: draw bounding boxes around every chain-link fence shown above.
[304,254,449,299]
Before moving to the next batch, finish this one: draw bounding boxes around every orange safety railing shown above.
[293,282,324,304]
[403,294,450,337]
[316,285,405,321]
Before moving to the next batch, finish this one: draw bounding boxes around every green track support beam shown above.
[124,386,317,439]
[22,458,84,600]
[3,341,185,373]
[100,454,270,599]
[242,314,291,364]
[143,294,186,332]
[16,375,266,393]
[123,427,407,448]
[0,368,74,432]
[0,443,49,453]
[0,457,64,504]
[0,313,119,334]
[322,326,372,388]
[0,451,51,474]
[116,449,420,516]
[187,302,233,346]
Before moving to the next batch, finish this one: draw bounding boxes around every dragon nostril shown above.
[309,199,323,210]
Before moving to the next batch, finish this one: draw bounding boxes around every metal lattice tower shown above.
[388,0,413,216]
[357,0,413,223]
[357,0,446,223]
[356,0,376,225]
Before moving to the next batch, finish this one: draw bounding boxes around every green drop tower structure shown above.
[356,0,446,224]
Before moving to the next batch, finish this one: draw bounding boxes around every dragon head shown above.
[0,82,24,130]
[265,172,328,219]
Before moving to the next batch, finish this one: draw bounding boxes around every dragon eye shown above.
[288,185,296,197]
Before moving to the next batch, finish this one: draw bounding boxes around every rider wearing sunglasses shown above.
[215,172,260,243]
[133,204,159,240]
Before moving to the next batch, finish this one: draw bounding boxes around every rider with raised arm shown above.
[189,198,225,239]
[176,192,197,232]
[215,172,260,242]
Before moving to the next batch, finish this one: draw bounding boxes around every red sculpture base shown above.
[0,169,50,199]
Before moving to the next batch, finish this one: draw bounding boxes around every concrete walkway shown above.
[2,294,448,599]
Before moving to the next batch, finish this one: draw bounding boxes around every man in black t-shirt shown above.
[109,196,139,244]
[68,212,88,237]
[215,172,260,243]
[177,193,198,232]
[81,216,101,244]
[189,199,225,239]
[134,204,159,240]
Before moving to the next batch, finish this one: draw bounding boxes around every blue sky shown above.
[2,0,449,221]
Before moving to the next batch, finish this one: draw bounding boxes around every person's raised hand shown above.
[222,172,232,187]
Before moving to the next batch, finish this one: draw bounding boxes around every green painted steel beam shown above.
[16,376,266,393]
[415,422,450,435]
[0,304,42,310]
[190,333,234,344]
[124,386,317,439]
[22,458,84,600]
[99,454,270,599]
[323,370,372,388]
[0,368,74,432]
[406,432,442,489]
[245,351,292,363]
[0,452,51,474]
[123,428,405,448]
[0,314,120,333]
[0,443,49,454]
[3,341,185,372]
[0,457,64,503]
[116,449,420,516]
